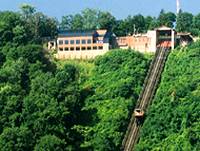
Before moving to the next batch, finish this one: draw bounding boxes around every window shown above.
[64,47,69,51]
[76,47,80,51]
[82,47,86,50]
[98,46,103,50]
[76,40,80,44]
[93,46,97,50]
[82,39,86,44]
[87,39,92,44]
[70,40,74,44]
[59,47,63,51]
[59,40,63,45]
[87,47,91,50]
[70,47,74,51]
[65,40,69,44]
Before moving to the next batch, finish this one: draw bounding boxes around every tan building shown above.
[54,29,111,59]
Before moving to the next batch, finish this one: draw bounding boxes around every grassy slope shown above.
[136,43,200,151]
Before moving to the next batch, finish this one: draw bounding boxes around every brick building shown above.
[116,26,177,53]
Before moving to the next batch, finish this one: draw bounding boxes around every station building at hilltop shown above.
[48,26,193,59]
[116,26,177,53]
[116,26,194,53]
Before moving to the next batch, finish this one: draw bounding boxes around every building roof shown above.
[96,29,107,36]
[177,32,191,36]
[57,29,109,38]
[155,26,174,31]
[58,30,96,37]
[177,32,193,41]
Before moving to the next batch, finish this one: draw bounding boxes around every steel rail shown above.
[122,46,170,151]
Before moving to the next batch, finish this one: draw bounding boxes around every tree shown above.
[145,16,154,30]
[113,20,128,36]
[0,51,5,66]
[192,13,200,36]
[59,15,73,30]
[20,4,57,43]
[20,3,36,19]
[59,9,116,31]
[34,12,57,38]
[98,11,116,31]
[71,14,84,30]
[13,25,27,44]
[120,14,146,35]
[34,135,66,151]
[176,12,193,32]
[124,15,136,35]
[158,10,176,28]
[0,11,22,46]
[82,8,98,29]
[0,127,32,151]
[133,14,146,33]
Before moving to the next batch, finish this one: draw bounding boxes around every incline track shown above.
[122,46,170,151]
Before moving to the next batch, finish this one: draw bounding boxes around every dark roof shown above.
[58,30,95,37]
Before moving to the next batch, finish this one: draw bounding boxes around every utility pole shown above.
[133,24,136,35]
[176,0,180,14]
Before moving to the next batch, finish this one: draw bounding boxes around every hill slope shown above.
[76,50,151,151]
[0,45,150,151]
[136,42,200,150]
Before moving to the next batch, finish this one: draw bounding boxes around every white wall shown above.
[56,49,110,59]
[147,31,157,53]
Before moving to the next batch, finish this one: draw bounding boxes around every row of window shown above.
[59,46,103,51]
[59,39,92,45]
[134,38,149,42]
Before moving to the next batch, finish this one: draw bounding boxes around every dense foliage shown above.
[76,50,150,150]
[0,43,83,150]
[0,46,150,150]
[59,9,176,35]
[60,8,200,36]
[0,4,57,47]
[136,42,200,150]
[0,8,81,150]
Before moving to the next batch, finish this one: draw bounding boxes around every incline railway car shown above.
[134,108,145,125]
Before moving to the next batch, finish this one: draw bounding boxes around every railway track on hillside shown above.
[122,46,170,151]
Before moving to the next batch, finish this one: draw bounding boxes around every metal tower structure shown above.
[176,0,180,14]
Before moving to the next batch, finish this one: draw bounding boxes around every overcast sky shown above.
[0,0,199,20]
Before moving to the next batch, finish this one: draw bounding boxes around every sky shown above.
[0,0,199,20]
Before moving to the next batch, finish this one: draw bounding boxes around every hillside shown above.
[0,44,150,151]
[76,50,151,150]
[136,42,200,150]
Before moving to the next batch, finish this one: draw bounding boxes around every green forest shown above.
[0,4,200,151]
